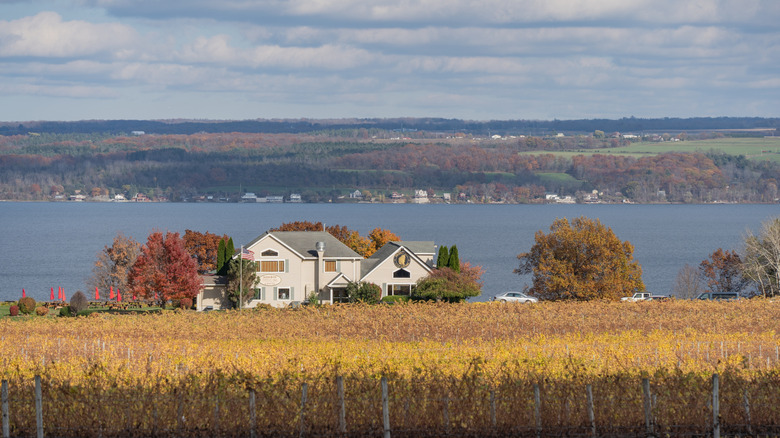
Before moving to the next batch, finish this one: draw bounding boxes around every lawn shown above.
[519,137,780,162]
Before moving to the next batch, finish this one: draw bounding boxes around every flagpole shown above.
[239,245,243,311]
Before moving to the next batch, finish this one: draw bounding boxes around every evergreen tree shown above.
[437,245,449,268]
[217,239,226,273]
[448,245,460,273]
[226,238,235,262]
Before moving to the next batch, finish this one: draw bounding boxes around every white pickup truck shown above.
[621,292,652,302]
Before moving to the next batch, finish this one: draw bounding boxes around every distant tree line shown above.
[1,117,777,136]
[0,132,778,203]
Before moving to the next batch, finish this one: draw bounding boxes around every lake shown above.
[0,202,777,302]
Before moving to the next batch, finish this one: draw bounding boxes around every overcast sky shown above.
[1,0,778,122]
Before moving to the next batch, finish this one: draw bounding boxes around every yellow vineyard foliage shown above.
[1,300,779,435]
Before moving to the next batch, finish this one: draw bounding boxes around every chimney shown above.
[315,241,325,293]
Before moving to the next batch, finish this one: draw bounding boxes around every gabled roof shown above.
[361,241,434,279]
[245,231,362,259]
[326,272,353,288]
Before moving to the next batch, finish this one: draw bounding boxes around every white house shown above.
[197,231,435,310]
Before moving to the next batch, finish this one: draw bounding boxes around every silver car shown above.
[492,291,538,303]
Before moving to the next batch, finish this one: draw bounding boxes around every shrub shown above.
[381,295,410,304]
[179,297,193,309]
[9,305,19,316]
[18,297,36,314]
[346,281,382,304]
[35,306,49,316]
[70,291,88,314]
[59,306,72,317]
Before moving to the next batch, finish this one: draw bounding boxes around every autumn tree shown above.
[127,231,201,305]
[183,229,229,274]
[367,227,401,254]
[672,264,704,299]
[413,262,483,302]
[699,248,751,295]
[515,216,644,301]
[742,216,780,297]
[225,257,258,308]
[88,232,141,295]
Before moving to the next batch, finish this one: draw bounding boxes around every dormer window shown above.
[261,249,278,257]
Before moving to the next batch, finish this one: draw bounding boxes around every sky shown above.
[0,0,779,122]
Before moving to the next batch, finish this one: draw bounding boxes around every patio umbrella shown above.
[22,288,26,298]
[50,287,54,301]
[95,286,99,300]
[117,290,122,302]
[62,288,66,301]
[109,286,114,300]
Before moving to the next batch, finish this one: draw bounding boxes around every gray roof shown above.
[367,241,435,260]
[247,231,362,259]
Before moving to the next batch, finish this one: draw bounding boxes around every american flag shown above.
[240,247,255,260]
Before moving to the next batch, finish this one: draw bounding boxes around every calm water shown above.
[0,202,777,302]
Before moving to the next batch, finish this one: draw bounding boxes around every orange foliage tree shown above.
[270,222,399,257]
[699,248,750,295]
[88,232,141,294]
[128,231,201,304]
[516,216,644,301]
[183,229,230,274]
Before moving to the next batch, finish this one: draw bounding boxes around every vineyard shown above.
[1,300,779,437]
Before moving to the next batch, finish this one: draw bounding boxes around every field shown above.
[520,137,780,162]
[1,300,779,436]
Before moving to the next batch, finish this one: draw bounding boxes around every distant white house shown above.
[241,193,258,202]
[131,131,145,136]
[267,196,284,203]
[349,190,363,199]
[288,193,302,203]
[413,189,429,204]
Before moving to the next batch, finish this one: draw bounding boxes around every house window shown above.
[261,249,278,257]
[393,269,410,278]
[388,284,413,296]
[277,287,291,300]
[324,260,337,272]
[260,260,285,272]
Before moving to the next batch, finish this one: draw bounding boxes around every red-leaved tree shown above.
[128,231,201,305]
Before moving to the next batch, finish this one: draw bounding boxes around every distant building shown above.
[131,131,145,136]
[267,196,284,203]
[349,190,363,199]
[288,193,302,203]
[241,193,258,202]
[197,231,434,309]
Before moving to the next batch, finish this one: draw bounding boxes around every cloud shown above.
[82,0,780,27]
[0,11,138,57]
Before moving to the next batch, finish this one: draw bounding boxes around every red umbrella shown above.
[50,287,54,301]
[22,288,26,298]
[62,287,66,301]
[58,286,62,301]
[133,294,137,301]
[95,286,100,300]
[117,290,122,302]
[110,286,114,300]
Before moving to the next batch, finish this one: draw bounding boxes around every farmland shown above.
[1,300,779,436]
[521,137,780,162]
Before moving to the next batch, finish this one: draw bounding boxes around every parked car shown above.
[492,291,538,303]
[696,292,739,301]
[621,292,652,302]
